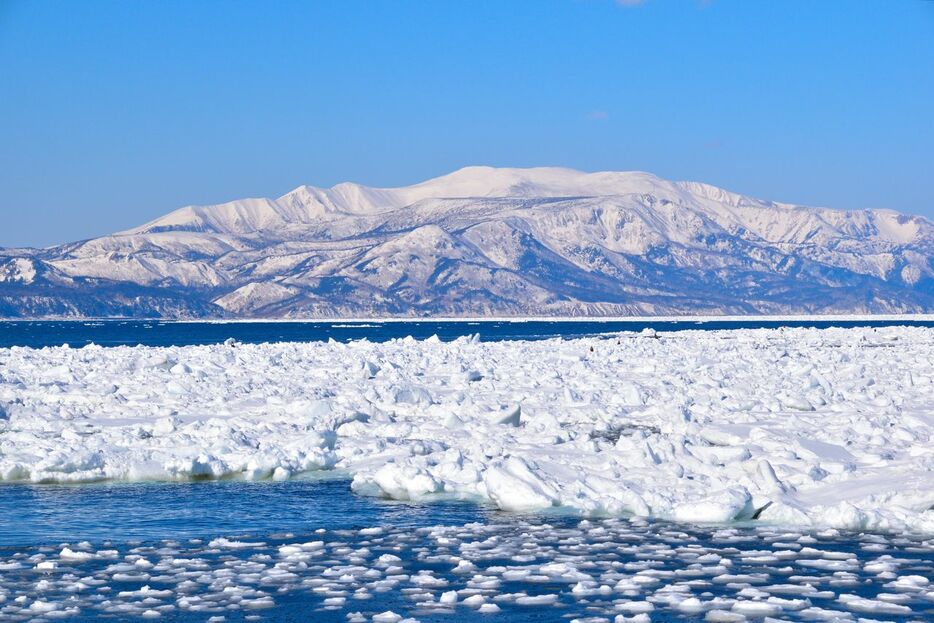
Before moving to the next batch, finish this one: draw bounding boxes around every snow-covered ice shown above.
[1,326,933,532]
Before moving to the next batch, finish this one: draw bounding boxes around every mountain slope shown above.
[2,167,932,318]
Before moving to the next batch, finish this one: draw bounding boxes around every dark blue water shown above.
[0,479,490,548]
[0,480,931,622]
[1,317,932,348]
[1,479,932,622]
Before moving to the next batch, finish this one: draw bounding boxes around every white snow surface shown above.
[2,326,934,532]
[4,166,933,318]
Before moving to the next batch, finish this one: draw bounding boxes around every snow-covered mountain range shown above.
[2,166,932,317]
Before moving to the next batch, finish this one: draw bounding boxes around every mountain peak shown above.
[404,166,669,201]
[3,166,931,318]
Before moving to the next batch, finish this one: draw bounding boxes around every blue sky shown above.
[1,0,932,247]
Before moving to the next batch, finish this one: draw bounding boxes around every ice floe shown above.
[1,326,933,531]
[0,517,932,621]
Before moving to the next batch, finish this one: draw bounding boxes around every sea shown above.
[1,318,932,622]
[2,317,933,349]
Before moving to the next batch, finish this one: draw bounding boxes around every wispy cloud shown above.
[587,111,610,121]
[614,0,712,10]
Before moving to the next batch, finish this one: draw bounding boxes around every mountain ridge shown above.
[2,166,932,318]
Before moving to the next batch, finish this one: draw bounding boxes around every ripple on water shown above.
[1,480,933,622]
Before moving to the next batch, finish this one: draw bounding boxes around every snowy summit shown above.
[1,166,932,317]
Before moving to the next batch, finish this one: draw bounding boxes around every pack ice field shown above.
[1,326,932,533]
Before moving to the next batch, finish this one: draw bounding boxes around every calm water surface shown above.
[2,318,933,348]
[1,480,932,622]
